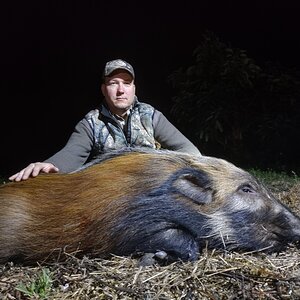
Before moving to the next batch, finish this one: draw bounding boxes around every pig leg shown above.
[135,228,199,265]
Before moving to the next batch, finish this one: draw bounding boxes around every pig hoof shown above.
[138,253,156,266]
[154,250,168,260]
[138,251,169,266]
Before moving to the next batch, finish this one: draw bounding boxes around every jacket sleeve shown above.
[44,118,94,173]
[153,110,201,156]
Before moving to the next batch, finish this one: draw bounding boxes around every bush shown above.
[168,31,300,172]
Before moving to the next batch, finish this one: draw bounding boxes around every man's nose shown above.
[117,83,125,92]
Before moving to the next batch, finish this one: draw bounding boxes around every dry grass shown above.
[1,182,300,299]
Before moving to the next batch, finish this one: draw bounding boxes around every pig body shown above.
[0,148,300,264]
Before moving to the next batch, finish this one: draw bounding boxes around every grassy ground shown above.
[0,171,299,299]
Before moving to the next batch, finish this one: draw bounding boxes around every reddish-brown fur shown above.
[0,151,191,262]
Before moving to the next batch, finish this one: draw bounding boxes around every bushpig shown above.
[0,148,300,264]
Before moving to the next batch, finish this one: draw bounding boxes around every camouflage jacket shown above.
[86,100,158,156]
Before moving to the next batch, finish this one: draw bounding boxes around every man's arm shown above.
[44,118,94,173]
[153,110,201,156]
[10,118,94,181]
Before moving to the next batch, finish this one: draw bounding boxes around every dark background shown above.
[1,1,300,177]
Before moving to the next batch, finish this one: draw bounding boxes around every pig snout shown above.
[202,182,300,253]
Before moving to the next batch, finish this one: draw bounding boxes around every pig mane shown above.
[75,147,192,172]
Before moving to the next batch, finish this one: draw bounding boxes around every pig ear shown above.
[172,169,213,205]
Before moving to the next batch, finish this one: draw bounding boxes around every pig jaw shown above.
[201,206,300,253]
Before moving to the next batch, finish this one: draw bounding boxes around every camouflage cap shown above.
[103,59,135,79]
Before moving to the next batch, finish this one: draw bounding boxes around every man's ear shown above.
[100,83,105,96]
[172,169,213,205]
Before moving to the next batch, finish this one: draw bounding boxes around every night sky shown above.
[1,1,300,177]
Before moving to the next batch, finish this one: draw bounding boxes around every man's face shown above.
[101,70,136,116]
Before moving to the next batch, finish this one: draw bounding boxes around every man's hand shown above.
[9,162,59,182]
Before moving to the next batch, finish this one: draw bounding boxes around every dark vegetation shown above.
[168,31,300,174]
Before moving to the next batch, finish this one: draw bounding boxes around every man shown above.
[9,59,201,181]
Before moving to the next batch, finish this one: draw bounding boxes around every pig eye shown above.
[240,184,255,193]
